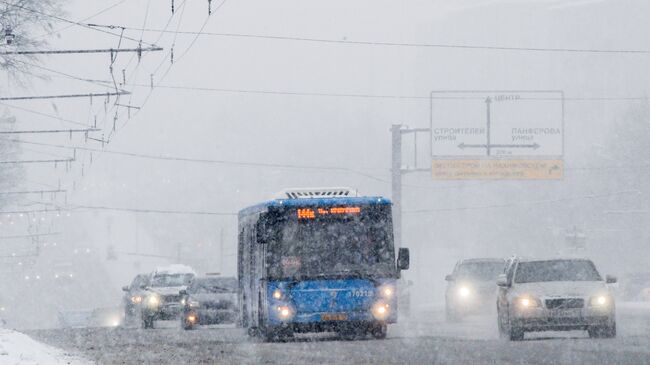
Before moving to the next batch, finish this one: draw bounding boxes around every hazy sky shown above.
[3,0,649,308]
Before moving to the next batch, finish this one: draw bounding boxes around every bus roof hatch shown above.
[279,187,359,199]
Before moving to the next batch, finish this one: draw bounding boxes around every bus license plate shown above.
[321,313,348,321]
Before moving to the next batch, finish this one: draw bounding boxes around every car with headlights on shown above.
[121,274,150,324]
[445,258,506,321]
[141,265,196,329]
[179,276,238,330]
[497,258,617,341]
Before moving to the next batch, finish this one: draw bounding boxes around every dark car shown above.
[121,274,150,324]
[180,276,238,330]
[445,258,506,321]
[141,265,196,329]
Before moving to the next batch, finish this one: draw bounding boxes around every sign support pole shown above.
[391,124,403,249]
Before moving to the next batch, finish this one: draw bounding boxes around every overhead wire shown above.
[0,0,158,47]
[404,190,639,214]
[89,26,650,55]
[32,0,132,40]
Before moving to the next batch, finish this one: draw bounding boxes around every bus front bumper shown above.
[270,310,396,328]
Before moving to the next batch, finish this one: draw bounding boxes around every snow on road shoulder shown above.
[0,328,91,365]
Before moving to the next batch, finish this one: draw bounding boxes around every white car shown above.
[497,258,616,341]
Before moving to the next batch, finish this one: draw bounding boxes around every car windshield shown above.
[150,273,194,287]
[188,278,237,294]
[267,206,395,279]
[456,261,505,281]
[514,260,602,283]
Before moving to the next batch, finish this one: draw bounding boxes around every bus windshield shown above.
[267,206,395,279]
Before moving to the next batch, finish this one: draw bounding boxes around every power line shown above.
[0,233,60,240]
[404,190,639,214]
[14,59,114,89]
[2,137,388,180]
[70,204,236,216]
[33,0,132,40]
[122,82,650,102]
[0,102,92,127]
[94,26,650,55]
[0,158,73,165]
[0,128,99,135]
[0,47,162,56]
[0,190,66,195]
[0,91,129,101]
[0,0,158,47]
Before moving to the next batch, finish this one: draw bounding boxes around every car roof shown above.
[194,276,236,282]
[515,257,593,263]
[458,258,505,264]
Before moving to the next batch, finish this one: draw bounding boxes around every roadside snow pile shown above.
[0,329,90,365]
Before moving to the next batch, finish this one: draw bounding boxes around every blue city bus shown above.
[238,189,410,341]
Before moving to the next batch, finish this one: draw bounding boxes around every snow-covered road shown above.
[0,328,90,365]
[24,303,650,364]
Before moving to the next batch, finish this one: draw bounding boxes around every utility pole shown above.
[391,125,431,249]
[391,125,403,249]
[486,97,492,156]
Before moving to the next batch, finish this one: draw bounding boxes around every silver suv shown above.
[497,258,616,341]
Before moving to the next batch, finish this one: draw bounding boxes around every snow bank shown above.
[0,329,90,365]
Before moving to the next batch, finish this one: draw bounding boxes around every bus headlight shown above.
[276,306,293,320]
[378,285,395,298]
[589,295,610,307]
[371,302,390,320]
[272,289,283,300]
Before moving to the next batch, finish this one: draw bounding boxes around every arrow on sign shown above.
[458,142,540,150]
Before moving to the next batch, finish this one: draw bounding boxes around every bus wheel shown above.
[142,316,154,329]
[247,327,258,338]
[263,327,294,342]
[370,323,387,339]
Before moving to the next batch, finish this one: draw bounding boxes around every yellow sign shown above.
[432,159,564,180]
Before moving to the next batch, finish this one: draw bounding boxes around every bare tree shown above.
[0,113,23,209]
[0,0,64,78]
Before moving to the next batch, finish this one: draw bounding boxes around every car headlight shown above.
[371,301,391,320]
[589,295,611,307]
[131,295,142,304]
[457,285,471,299]
[146,294,160,308]
[514,295,541,309]
[378,285,395,298]
[188,300,200,308]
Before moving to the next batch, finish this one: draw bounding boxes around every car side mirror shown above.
[397,248,410,270]
[606,275,617,284]
[444,274,454,282]
[121,286,129,292]
[496,274,508,287]
[179,289,187,296]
